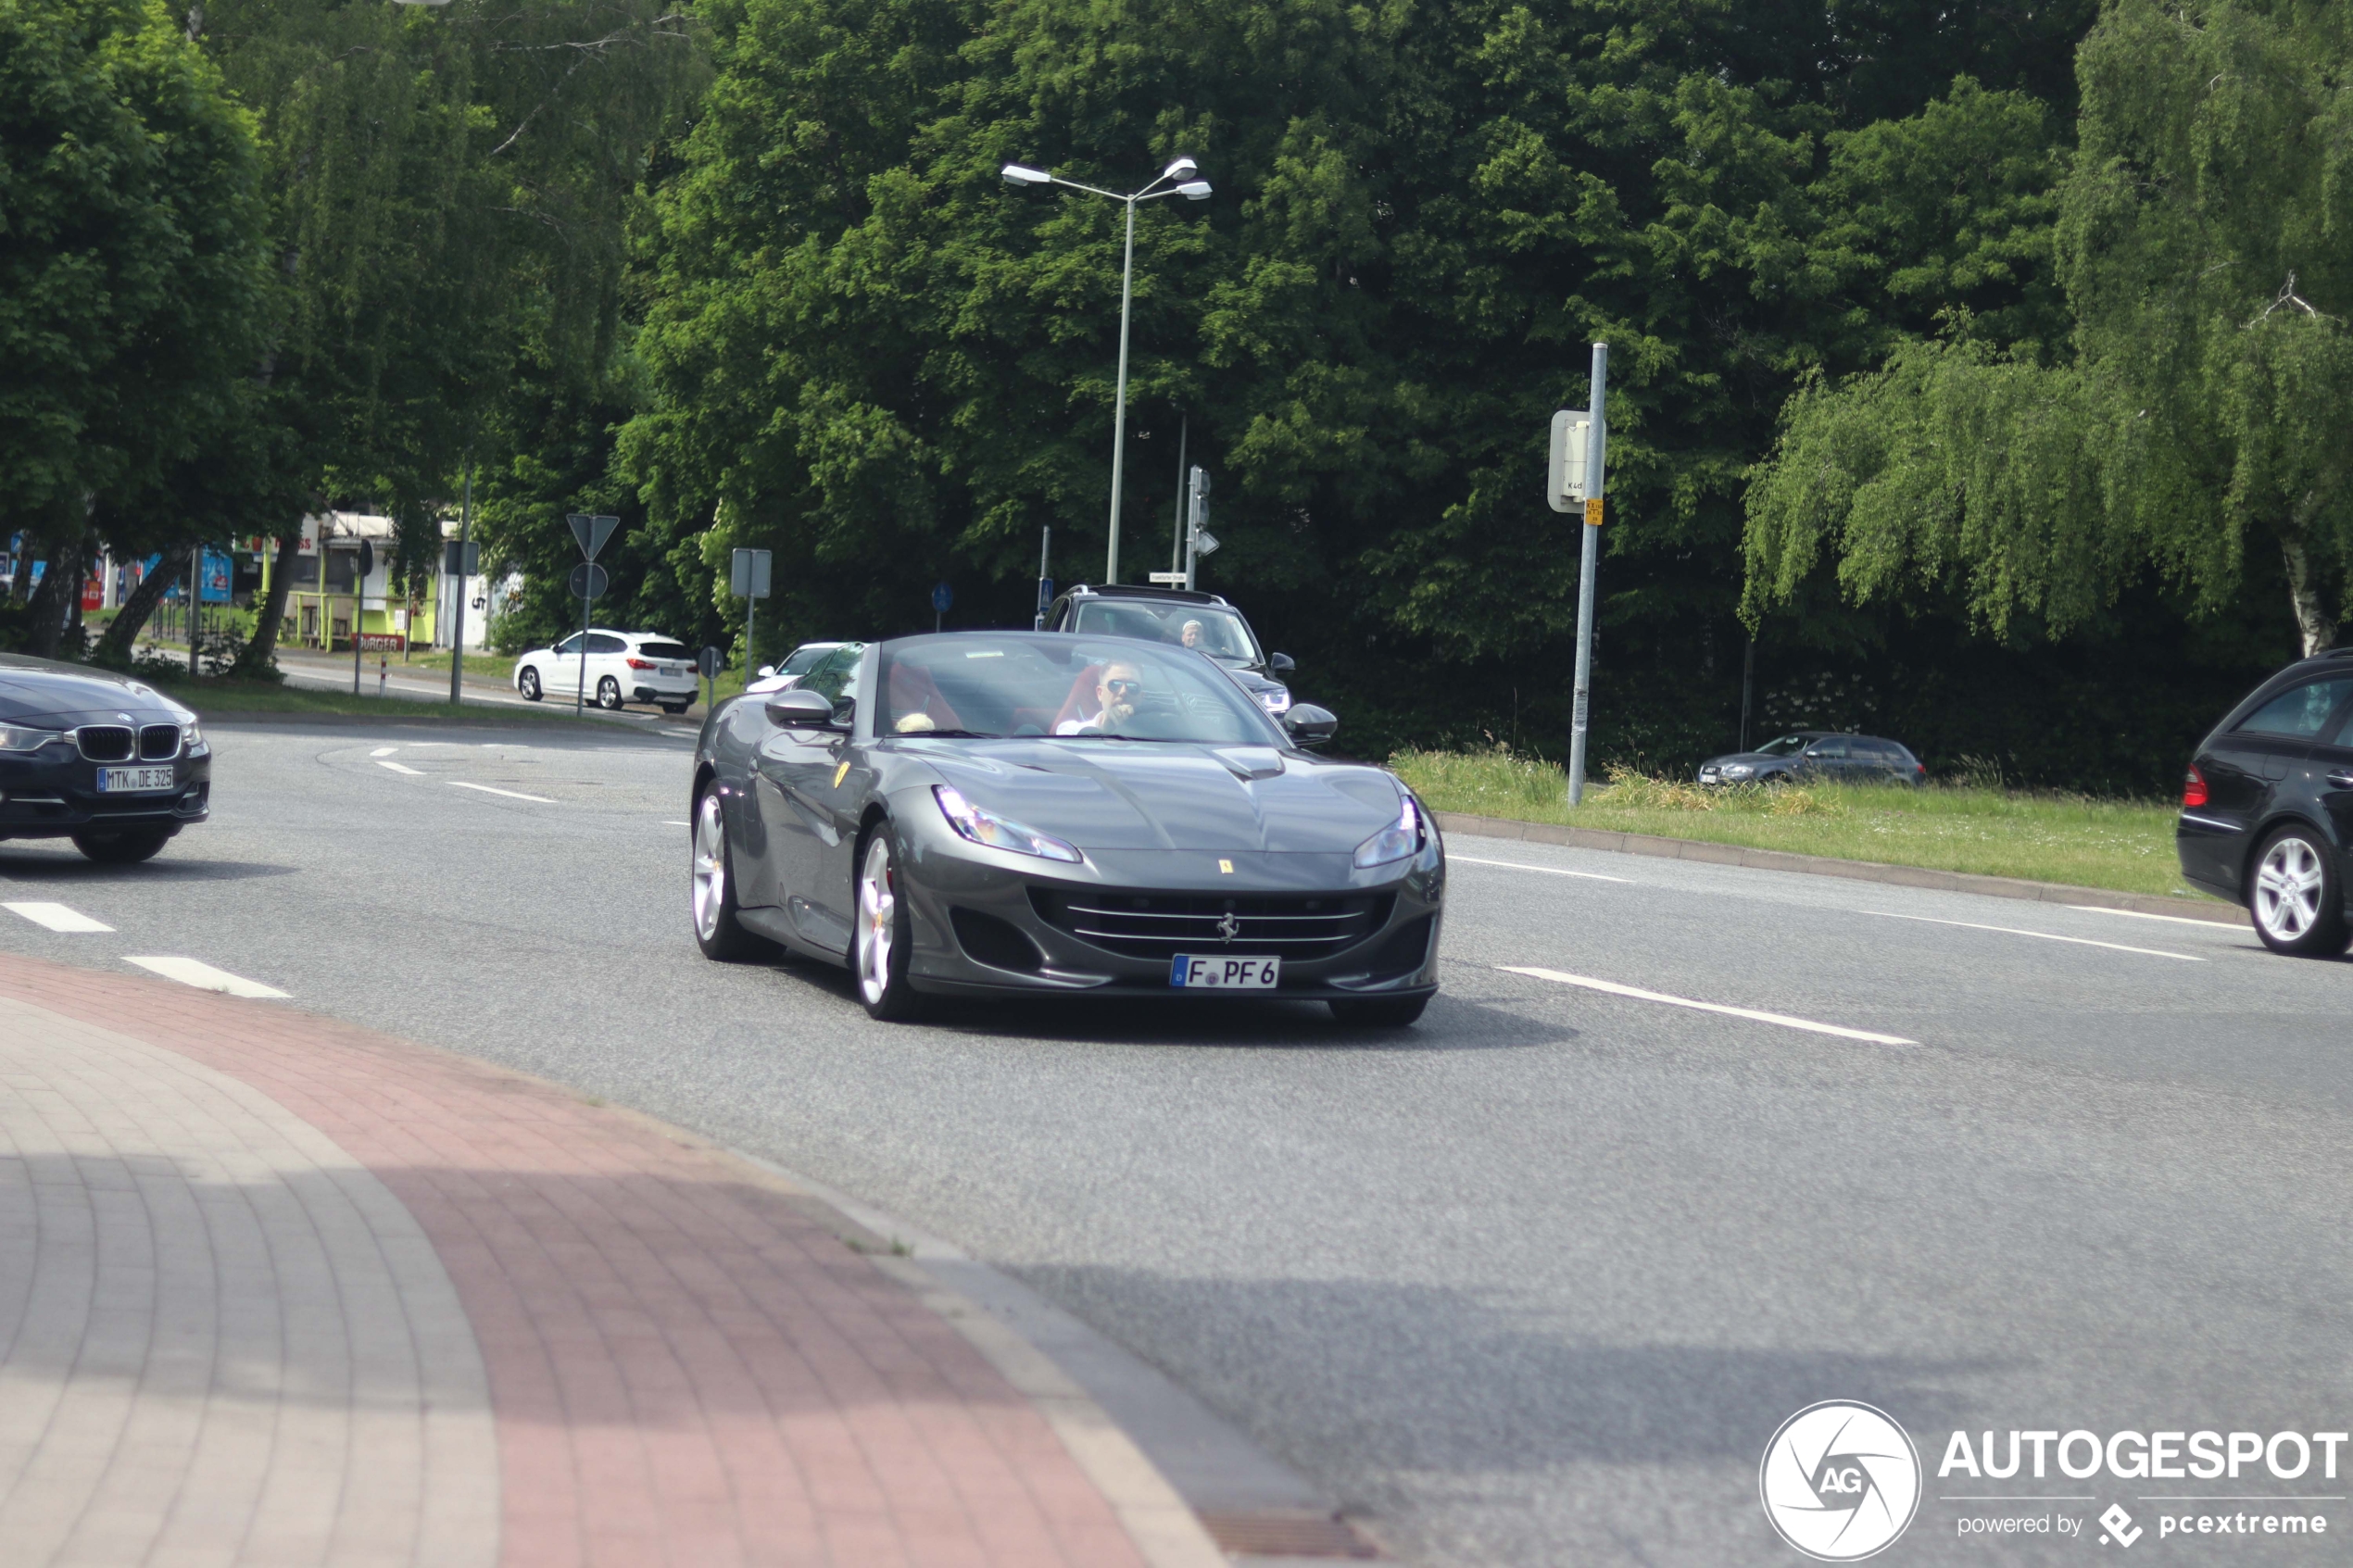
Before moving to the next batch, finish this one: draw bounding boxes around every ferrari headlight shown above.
[933,784,1082,863]
[1353,796,1425,869]
[0,724,54,752]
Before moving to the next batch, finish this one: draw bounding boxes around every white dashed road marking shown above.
[1499,965,1919,1046]
[376,759,424,775]
[4,902,113,933]
[1451,854,1633,884]
[1863,909,2202,960]
[662,820,690,827]
[371,746,398,757]
[448,781,556,803]
[124,957,289,998]
[2067,904,2241,929]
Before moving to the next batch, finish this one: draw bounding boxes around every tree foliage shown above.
[1746,0,2353,659]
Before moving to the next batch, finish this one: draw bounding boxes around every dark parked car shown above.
[1697,732,1925,786]
[1042,584,1297,718]
[0,653,211,862]
[2178,651,2353,955]
[687,631,1440,1024]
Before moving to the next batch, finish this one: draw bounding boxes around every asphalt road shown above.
[4,719,2349,1567]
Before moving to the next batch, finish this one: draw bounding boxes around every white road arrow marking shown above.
[449,781,555,803]
[376,759,424,776]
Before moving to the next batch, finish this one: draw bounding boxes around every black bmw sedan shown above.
[2178,649,2353,955]
[688,632,1442,1024]
[0,654,211,862]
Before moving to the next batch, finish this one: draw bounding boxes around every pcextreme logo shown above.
[1761,1401,1924,1562]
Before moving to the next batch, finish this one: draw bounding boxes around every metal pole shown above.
[1104,197,1136,584]
[449,458,471,705]
[1739,634,1755,752]
[1172,414,1188,574]
[188,546,201,680]
[1035,524,1051,630]
[575,586,590,715]
[746,595,756,680]
[352,542,364,695]
[1567,342,1608,806]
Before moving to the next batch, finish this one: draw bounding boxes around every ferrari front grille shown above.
[1028,887,1390,963]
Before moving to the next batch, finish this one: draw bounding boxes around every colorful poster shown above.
[200,549,232,603]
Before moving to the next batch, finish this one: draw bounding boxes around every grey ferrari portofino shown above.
[688,632,1443,1023]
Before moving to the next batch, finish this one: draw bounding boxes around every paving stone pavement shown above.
[0,953,1156,1568]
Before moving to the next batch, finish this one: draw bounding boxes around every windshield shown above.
[1755,734,1813,756]
[1068,600,1262,664]
[778,643,837,676]
[879,636,1282,744]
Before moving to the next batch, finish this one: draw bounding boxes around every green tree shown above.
[1746,0,2353,659]
[0,0,269,654]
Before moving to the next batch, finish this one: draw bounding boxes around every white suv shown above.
[515,630,699,713]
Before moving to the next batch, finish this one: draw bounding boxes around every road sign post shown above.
[1566,344,1608,806]
[566,514,620,716]
[1034,526,1053,631]
[698,645,722,713]
[566,561,609,714]
[729,547,771,673]
[932,581,952,633]
[448,459,473,705]
[351,538,375,695]
[1184,466,1216,590]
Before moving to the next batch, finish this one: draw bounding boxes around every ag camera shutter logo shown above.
[1760,1400,1922,1561]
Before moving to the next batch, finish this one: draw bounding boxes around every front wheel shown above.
[518,666,543,701]
[2249,825,2349,956]
[72,827,172,865]
[853,830,924,1020]
[690,790,774,961]
[1328,995,1428,1028]
[597,676,623,710]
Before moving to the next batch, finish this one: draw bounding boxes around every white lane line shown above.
[371,746,398,758]
[1863,909,2202,960]
[375,759,424,776]
[1451,854,1633,884]
[662,820,690,826]
[4,901,114,934]
[1499,966,1919,1046]
[662,728,700,738]
[124,956,289,998]
[448,781,556,803]
[2067,904,2240,930]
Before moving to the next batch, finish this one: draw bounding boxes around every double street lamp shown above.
[1002,157,1211,584]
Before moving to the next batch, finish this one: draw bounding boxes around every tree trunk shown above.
[2281,516,2336,659]
[231,530,301,678]
[22,528,82,659]
[94,544,194,666]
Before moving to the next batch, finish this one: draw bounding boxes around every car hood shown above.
[0,655,188,725]
[1702,751,1791,769]
[909,738,1403,853]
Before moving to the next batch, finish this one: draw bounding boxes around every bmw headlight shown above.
[182,721,206,752]
[1719,763,1754,780]
[1353,796,1426,869]
[0,724,55,752]
[933,784,1082,863]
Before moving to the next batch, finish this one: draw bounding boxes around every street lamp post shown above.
[1002,157,1210,585]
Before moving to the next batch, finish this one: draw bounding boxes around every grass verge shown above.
[1390,747,2209,900]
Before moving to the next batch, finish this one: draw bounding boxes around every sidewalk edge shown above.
[1431,809,2247,926]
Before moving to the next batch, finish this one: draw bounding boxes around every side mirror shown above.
[757,664,775,678]
[764,689,835,727]
[1282,703,1337,747]
[1268,652,1296,675]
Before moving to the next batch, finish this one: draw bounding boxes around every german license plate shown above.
[1170,955,1280,989]
[97,766,175,793]
[661,663,684,676]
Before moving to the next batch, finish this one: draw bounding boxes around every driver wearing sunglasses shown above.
[1056,661,1145,734]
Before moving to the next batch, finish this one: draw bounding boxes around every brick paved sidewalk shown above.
[0,952,1170,1568]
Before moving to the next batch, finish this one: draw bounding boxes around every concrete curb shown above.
[1431,809,2250,927]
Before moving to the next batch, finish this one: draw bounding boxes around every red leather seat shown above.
[1051,666,1104,733]
[887,662,964,732]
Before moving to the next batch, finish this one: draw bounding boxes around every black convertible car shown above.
[0,653,211,862]
[687,632,1443,1024]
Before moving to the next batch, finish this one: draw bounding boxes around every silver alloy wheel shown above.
[692,794,727,941]
[2255,834,2325,940]
[858,834,896,1005]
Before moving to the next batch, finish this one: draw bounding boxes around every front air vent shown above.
[950,908,1045,973]
[74,726,133,762]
